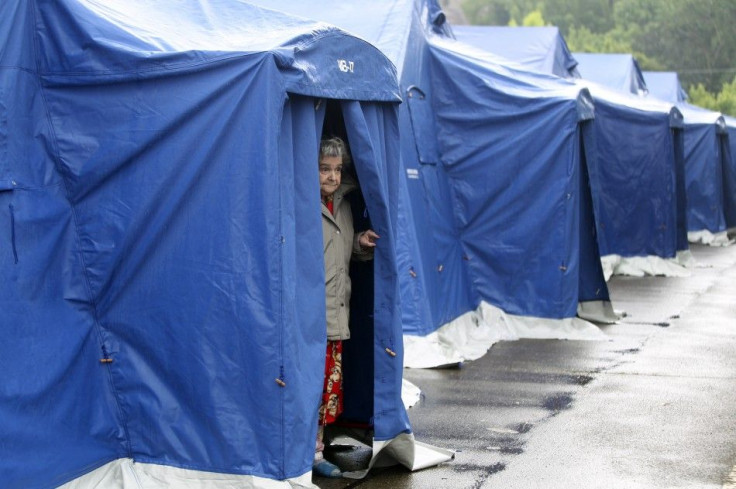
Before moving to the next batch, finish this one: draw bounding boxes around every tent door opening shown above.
[320,100,375,435]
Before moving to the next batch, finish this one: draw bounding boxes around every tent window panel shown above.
[407,86,439,165]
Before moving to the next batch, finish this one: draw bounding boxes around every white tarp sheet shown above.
[59,459,318,489]
[403,301,610,369]
[601,254,691,280]
[688,230,734,246]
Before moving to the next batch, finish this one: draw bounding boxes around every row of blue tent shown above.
[455,25,736,250]
[2,0,733,487]
[567,48,736,242]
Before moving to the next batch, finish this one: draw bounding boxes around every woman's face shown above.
[319,155,343,199]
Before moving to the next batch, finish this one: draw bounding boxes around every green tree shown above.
[459,0,736,94]
[461,0,540,26]
[690,77,736,117]
[688,83,718,111]
[566,25,631,53]
[461,0,511,25]
[565,25,663,71]
[522,9,546,27]
[616,0,736,91]
[542,0,616,34]
[715,78,736,117]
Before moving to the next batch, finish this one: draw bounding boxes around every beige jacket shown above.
[321,178,372,340]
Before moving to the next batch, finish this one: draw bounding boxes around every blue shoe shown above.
[313,459,342,478]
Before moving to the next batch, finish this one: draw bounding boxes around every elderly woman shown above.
[313,137,379,478]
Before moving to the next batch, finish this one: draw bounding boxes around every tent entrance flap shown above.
[311,97,452,474]
[578,121,617,323]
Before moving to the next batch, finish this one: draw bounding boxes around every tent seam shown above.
[0,65,37,76]
[277,90,287,480]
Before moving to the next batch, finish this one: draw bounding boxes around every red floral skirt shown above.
[319,340,344,426]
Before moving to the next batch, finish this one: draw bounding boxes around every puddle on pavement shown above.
[543,393,574,412]
[513,422,534,433]
[487,427,519,435]
[570,374,594,386]
[500,446,524,455]
[453,462,506,475]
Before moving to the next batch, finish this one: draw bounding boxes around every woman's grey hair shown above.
[319,136,352,165]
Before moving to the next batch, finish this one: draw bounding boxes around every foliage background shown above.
[455,0,736,115]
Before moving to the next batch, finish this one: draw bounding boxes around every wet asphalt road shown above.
[316,242,736,489]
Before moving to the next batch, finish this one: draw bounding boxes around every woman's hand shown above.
[358,229,380,249]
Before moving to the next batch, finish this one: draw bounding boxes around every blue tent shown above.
[0,1,454,487]
[723,116,736,229]
[573,53,648,96]
[643,71,689,103]
[573,80,686,260]
[644,72,733,236]
[568,54,687,260]
[454,25,580,79]
[673,103,731,235]
[423,38,614,325]
[569,54,689,262]
[445,29,687,267]
[680,104,730,235]
[246,0,615,355]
